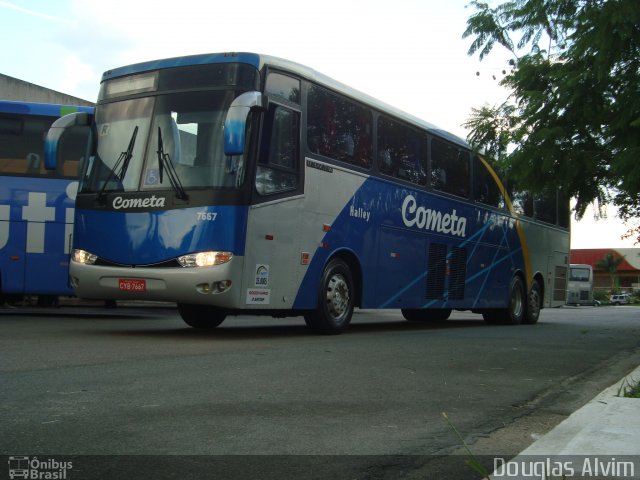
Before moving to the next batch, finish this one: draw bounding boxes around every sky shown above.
[0,0,636,249]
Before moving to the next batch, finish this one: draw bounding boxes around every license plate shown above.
[118,278,146,292]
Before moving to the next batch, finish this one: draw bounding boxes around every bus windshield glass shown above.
[81,89,246,194]
[570,267,591,282]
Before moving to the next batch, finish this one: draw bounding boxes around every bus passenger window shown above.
[377,116,426,185]
[265,73,300,104]
[473,155,504,208]
[430,139,470,198]
[58,126,91,178]
[256,105,300,195]
[509,187,534,217]
[533,189,557,224]
[307,85,372,168]
[0,115,55,177]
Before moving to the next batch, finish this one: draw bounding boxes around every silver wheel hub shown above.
[512,287,523,317]
[326,274,350,319]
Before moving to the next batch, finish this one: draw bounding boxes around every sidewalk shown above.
[492,364,640,478]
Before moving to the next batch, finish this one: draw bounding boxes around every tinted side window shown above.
[57,125,91,178]
[377,116,427,185]
[256,106,300,195]
[430,139,470,198]
[0,114,56,176]
[509,188,534,217]
[473,155,504,208]
[307,85,372,168]
[265,73,300,104]
[533,189,557,225]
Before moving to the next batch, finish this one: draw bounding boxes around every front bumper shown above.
[69,256,243,308]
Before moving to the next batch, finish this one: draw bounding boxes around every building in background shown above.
[1,73,93,106]
[570,249,640,294]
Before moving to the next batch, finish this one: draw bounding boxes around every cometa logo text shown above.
[401,194,467,238]
[112,195,166,210]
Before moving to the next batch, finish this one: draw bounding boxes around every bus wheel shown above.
[304,258,354,335]
[483,276,525,325]
[177,303,226,329]
[524,279,542,324]
[402,309,451,322]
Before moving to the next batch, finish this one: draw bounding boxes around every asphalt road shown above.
[1,305,639,479]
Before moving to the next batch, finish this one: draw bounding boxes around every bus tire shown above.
[483,276,525,325]
[304,258,354,335]
[402,308,451,322]
[524,279,542,324]
[177,303,226,329]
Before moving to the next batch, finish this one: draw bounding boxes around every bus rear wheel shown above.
[304,258,354,335]
[177,303,226,329]
[483,276,525,325]
[402,309,451,322]
[524,279,542,324]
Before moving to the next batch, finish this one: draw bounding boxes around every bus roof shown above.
[0,100,94,117]
[101,52,470,150]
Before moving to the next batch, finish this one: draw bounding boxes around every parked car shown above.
[609,293,632,305]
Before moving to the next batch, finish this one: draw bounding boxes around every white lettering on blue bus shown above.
[0,181,78,254]
[349,205,370,222]
[112,195,166,210]
[401,194,467,238]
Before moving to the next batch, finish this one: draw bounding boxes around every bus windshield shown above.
[81,90,245,194]
[570,267,591,282]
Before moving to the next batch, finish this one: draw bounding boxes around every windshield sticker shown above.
[144,169,160,185]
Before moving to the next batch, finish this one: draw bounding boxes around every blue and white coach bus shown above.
[45,52,569,333]
[0,100,93,305]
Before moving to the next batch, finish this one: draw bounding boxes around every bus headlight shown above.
[73,249,98,265]
[177,251,233,267]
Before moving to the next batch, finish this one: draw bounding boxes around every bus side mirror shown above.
[223,92,266,156]
[45,112,93,170]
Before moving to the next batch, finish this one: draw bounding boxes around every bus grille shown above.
[426,243,447,300]
[426,243,467,301]
[448,247,467,300]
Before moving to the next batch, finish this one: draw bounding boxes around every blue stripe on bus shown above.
[293,176,526,311]
[377,216,498,308]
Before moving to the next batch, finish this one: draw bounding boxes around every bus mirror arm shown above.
[45,112,94,170]
[223,91,266,156]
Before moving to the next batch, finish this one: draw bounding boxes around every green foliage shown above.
[593,289,608,303]
[595,252,625,273]
[463,0,640,239]
[595,252,625,292]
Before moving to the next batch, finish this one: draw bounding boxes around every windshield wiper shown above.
[157,127,188,200]
[97,126,138,203]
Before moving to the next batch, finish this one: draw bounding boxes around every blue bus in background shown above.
[45,52,569,332]
[0,100,94,305]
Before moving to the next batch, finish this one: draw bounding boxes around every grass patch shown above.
[442,412,491,479]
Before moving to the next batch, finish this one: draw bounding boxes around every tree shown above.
[462,0,640,241]
[595,252,625,293]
